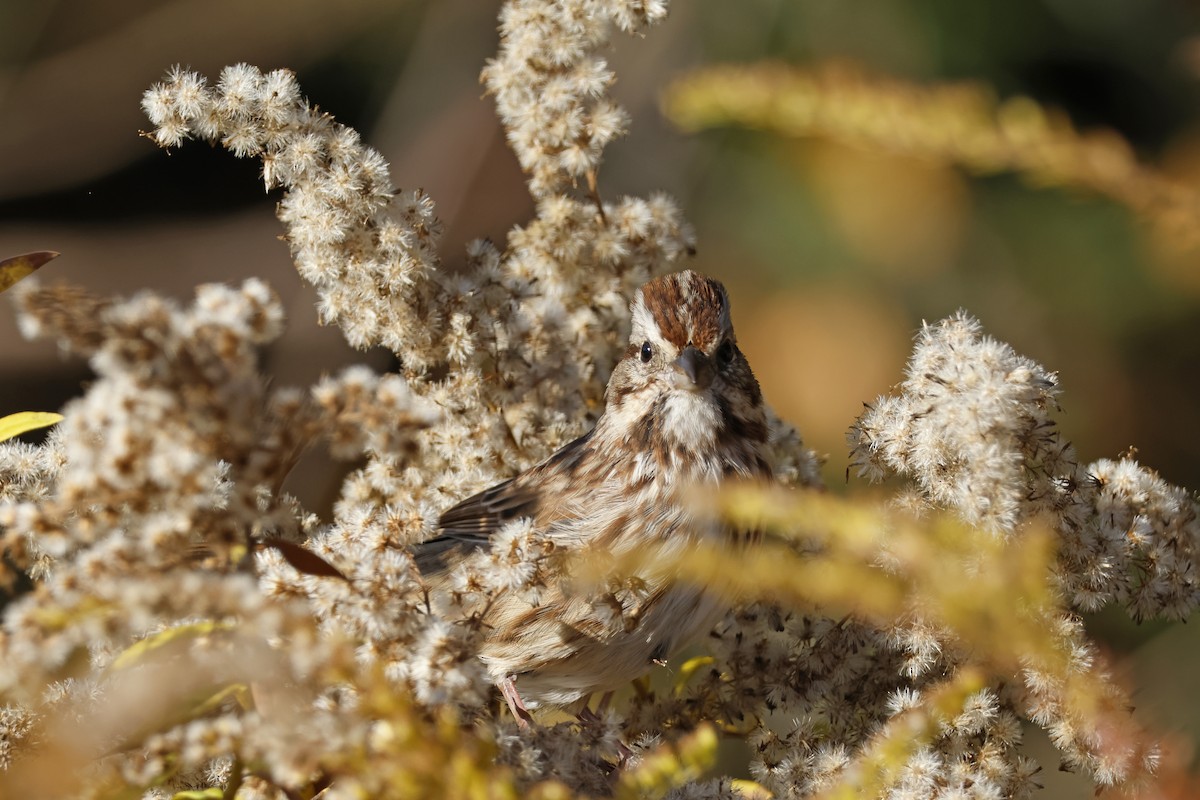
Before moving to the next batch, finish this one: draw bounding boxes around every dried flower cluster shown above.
[841,312,1198,790]
[0,1,1195,799]
[484,0,662,197]
[850,311,1200,622]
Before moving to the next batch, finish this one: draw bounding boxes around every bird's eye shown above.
[640,341,653,363]
[716,339,735,366]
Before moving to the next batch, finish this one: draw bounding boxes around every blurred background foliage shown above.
[3,0,1200,795]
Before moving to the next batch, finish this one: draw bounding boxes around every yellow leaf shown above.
[815,669,986,800]
[673,655,715,696]
[108,620,233,672]
[192,682,251,717]
[29,596,111,631]
[0,412,63,444]
[0,250,58,294]
[731,779,774,800]
[171,790,223,800]
[616,724,717,800]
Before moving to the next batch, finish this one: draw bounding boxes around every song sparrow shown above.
[413,270,770,725]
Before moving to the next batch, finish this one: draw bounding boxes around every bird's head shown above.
[602,271,767,463]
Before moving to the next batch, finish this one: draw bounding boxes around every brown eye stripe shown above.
[640,272,728,350]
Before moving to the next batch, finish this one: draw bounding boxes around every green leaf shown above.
[0,251,58,294]
[171,790,224,800]
[0,411,63,444]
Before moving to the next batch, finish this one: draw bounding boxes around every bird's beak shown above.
[671,345,713,392]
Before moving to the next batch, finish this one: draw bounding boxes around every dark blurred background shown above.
[3,0,1200,792]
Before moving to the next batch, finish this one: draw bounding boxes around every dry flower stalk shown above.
[0,1,1195,799]
[664,62,1200,249]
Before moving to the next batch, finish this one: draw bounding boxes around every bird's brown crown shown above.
[636,271,731,350]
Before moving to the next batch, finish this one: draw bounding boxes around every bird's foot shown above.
[574,690,614,726]
[499,674,534,729]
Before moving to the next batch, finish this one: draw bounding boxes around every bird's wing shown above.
[412,430,595,576]
[412,477,539,575]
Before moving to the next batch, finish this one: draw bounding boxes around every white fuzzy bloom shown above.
[850,311,1065,534]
